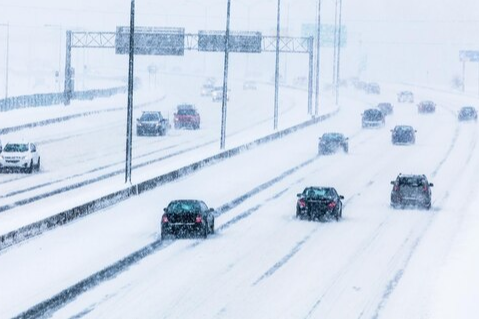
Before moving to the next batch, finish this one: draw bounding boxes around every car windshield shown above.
[364,110,383,120]
[140,113,161,121]
[398,177,426,187]
[378,103,391,108]
[304,188,335,199]
[4,143,28,152]
[177,109,196,116]
[168,201,202,213]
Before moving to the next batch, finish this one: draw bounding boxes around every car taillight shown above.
[423,186,428,192]
[162,215,168,223]
[393,185,399,191]
[298,199,306,208]
[195,215,202,223]
[328,202,337,209]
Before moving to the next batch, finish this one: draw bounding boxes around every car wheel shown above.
[36,157,41,171]
[210,220,215,234]
[27,160,34,174]
[343,146,349,153]
[203,224,208,239]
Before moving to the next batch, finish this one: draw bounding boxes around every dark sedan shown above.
[418,100,436,114]
[391,125,416,145]
[296,187,343,221]
[318,132,348,155]
[362,109,385,128]
[161,200,215,239]
[458,106,477,122]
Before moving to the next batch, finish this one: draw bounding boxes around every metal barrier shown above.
[0,85,128,112]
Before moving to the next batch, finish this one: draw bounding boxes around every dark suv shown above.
[362,109,385,128]
[390,174,433,209]
[136,111,169,136]
[391,125,416,145]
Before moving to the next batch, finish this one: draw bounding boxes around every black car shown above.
[458,106,478,122]
[418,100,436,114]
[377,102,394,116]
[296,187,344,221]
[390,174,433,209]
[397,91,414,103]
[137,111,169,136]
[362,109,385,128]
[391,125,416,145]
[161,200,215,239]
[318,132,348,155]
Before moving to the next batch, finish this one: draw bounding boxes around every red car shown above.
[174,104,200,130]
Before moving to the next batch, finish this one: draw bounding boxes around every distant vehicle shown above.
[458,106,478,122]
[161,199,215,239]
[318,132,348,155]
[243,81,257,90]
[0,139,2,153]
[211,86,229,102]
[174,104,200,130]
[377,102,394,116]
[0,142,40,173]
[296,187,344,221]
[362,109,385,128]
[136,111,169,136]
[397,91,414,103]
[391,125,416,145]
[390,174,433,209]
[365,82,381,94]
[417,100,436,114]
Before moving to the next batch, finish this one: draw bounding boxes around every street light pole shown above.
[125,0,135,183]
[4,23,9,104]
[335,0,343,105]
[220,0,232,150]
[273,0,281,130]
[314,0,321,116]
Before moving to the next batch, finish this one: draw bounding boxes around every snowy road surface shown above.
[1,84,479,318]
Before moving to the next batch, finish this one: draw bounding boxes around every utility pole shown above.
[335,0,343,105]
[125,0,135,183]
[220,0,232,149]
[314,0,321,116]
[273,0,281,130]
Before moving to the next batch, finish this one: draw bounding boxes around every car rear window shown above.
[398,177,426,187]
[168,201,201,213]
[364,110,383,120]
[304,188,334,199]
[141,113,161,121]
[178,109,197,116]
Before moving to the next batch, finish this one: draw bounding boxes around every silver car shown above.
[0,142,41,173]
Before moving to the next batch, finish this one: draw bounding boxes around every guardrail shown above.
[0,109,338,251]
[0,85,128,112]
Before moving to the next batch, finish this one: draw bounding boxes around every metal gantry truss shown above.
[64,31,314,113]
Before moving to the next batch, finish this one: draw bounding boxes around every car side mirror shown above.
[296,193,302,198]
[339,195,344,199]
[345,137,349,140]
[136,118,140,121]
[390,181,395,185]
[163,208,167,212]
[209,208,214,212]
[415,130,417,132]
[429,183,434,187]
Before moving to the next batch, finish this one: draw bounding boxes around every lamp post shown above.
[220,0,232,150]
[125,0,135,184]
[314,0,321,116]
[273,0,281,130]
[335,0,343,105]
